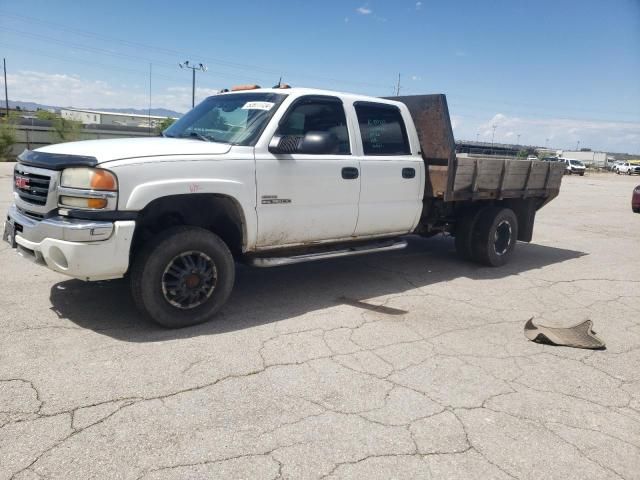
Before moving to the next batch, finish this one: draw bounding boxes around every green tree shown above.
[36,110,57,121]
[51,116,82,143]
[0,113,19,161]
[156,117,176,134]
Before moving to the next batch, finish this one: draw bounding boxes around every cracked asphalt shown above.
[1,161,639,479]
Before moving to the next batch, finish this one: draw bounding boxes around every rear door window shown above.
[354,102,411,155]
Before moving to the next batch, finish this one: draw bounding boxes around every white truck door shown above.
[254,95,360,247]
[351,101,424,236]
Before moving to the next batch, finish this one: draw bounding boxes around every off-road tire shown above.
[470,207,518,267]
[131,226,235,328]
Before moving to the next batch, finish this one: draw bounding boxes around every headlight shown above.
[58,167,118,210]
[61,168,117,190]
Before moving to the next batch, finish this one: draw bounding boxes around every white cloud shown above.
[4,70,221,113]
[356,6,372,15]
[415,1,422,10]
[411,75,421,81]
[458,112,640,153]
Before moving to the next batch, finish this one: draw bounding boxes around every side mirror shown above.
[298,131,338,154]
[269,131,339,155]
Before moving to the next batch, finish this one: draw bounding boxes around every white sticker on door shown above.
[241,101,275,111]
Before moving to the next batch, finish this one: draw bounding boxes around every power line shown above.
[0,40,277,86]
[0,11,393,91]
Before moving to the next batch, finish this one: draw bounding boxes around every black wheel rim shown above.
[161,251,217,309]
[494,220,512,256]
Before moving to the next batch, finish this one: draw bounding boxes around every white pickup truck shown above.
[3,86,564,327]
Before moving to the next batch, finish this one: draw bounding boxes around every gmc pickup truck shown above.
[3,86,564,327]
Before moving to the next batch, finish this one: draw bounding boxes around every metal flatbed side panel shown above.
[452,158,564,202]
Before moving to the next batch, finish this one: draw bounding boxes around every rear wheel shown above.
[131,226,235,328]
[470,207,518,267]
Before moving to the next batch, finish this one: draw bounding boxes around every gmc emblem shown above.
[15,176,29,189]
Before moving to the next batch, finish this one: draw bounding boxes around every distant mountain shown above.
[9,100,60,112]
[8,100,182,118]
[93,107,183,118]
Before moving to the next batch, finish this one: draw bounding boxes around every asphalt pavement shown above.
[1,161,639,479]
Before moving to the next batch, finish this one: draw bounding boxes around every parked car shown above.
[615,162,640,175]
[611,160,625,172]
[633,185,640,213]
[3,87,565,328]
[605,160,618,171]
[561,158,586,176]
[542,157,559,162]
[526,155,538,161]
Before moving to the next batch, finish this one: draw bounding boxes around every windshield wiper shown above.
[179,132,211,142]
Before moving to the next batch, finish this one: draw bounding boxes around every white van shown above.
[560,158,586,176]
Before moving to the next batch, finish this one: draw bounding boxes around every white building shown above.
[555,150,608,167]
[60,108,177,128]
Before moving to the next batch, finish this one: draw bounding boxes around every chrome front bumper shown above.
[7,204,115,243]
[5,204,135,281]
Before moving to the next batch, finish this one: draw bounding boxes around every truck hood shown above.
[36,137,232,163]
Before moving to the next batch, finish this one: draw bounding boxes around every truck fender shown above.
[124,179,256,251]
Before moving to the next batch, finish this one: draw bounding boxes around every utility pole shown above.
[576,140,580,151]
[491,124,497,155]
[517,133,521,145]
[179,60,207,108]
[545,138,549,148]
[148,63,152,136]
[476,133,479,142]
[395,73,401,96]
[3,58,8,117]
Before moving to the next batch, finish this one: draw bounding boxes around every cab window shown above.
[354,102,411,155]
[277,96,351,154]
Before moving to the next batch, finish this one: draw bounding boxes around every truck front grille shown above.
[15,171,51,206]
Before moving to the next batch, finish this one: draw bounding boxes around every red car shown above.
[633,185,640,213]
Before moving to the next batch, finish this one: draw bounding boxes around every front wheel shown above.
[579,172,584,176]
[131,226,235,328]
[470,207,518,267]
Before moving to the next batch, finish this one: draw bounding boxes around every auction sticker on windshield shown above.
[241,101,275,111]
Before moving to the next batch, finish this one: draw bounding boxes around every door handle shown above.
[342,167,359,179]
[402,167,416,179]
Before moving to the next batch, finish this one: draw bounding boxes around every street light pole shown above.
[179,60,207,109]
[3,58,8,117]
[491,124,497,155]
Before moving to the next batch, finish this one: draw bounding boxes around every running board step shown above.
[248,239,408,267]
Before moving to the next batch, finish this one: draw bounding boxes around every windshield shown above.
[164,92,286,146]
[570,160,584,166]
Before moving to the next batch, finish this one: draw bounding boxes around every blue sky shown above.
[1,0,639,152]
